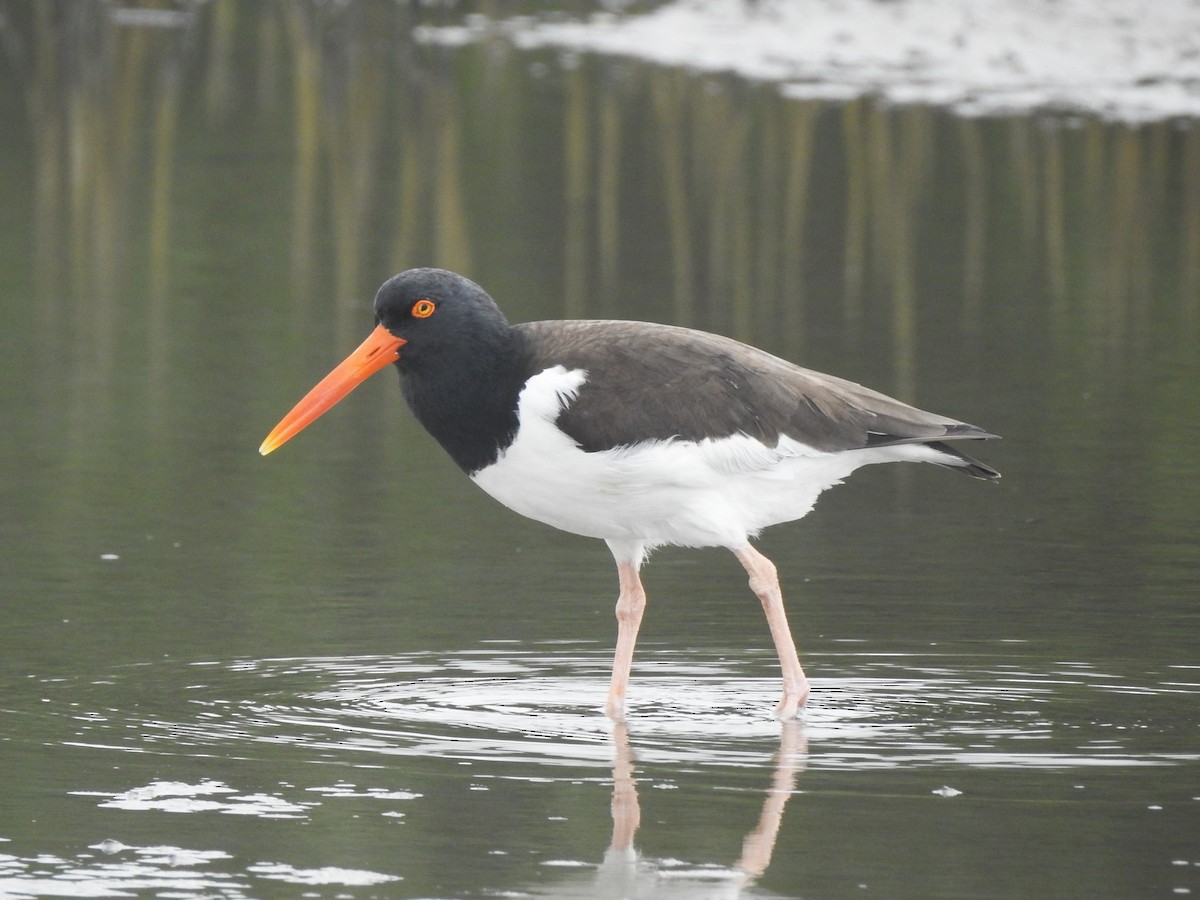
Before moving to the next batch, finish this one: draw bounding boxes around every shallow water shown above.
[2,2,1198,898]
[3,644,1197,897]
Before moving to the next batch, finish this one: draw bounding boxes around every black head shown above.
[373,268,512,373]
[260,268,518,458]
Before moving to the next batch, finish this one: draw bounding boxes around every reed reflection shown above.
[17,1,1198,361]
[9,0,1200,607]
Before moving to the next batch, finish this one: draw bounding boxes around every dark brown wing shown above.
[515,320,999,479]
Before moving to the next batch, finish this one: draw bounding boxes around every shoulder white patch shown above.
[517,365,587,422]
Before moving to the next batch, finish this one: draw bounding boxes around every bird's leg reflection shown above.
[735,720,806,879]
[606,720,807,887]
[609,723,640,854]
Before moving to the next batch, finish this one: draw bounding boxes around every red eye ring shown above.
[412,299,436,319]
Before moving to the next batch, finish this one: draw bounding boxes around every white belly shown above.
[470,366,931,551]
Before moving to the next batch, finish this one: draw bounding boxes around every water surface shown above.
[1,3,1198,898]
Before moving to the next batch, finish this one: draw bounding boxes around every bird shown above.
[260,268,999,721]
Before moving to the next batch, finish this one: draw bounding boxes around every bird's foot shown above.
[605,694,628,723]
[774,680,810,720]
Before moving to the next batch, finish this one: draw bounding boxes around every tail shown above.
[925,437,1001,480]
[864,422,1000,480]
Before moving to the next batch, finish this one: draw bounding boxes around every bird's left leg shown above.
[605,541,647,722]
[733,544,810,719]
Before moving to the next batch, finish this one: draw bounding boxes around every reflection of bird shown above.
[530,722,807,899]
[261,268,999,721]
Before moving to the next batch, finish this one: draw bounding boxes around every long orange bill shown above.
[259,324,406,456]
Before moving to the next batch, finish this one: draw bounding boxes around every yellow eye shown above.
[412,299,436,319]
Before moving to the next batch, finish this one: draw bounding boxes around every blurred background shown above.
[1,2,1197,897]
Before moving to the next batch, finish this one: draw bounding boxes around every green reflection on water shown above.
[1,2,1198,898]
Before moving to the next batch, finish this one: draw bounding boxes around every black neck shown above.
[396,327,530,474]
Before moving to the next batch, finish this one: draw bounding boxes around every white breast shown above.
[470,365,942,551]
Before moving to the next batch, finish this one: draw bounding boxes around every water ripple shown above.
[44,643,1200,774]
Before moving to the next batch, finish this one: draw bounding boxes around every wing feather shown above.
[515,320,998,479]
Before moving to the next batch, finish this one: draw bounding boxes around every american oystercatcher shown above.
[260,268,999,720]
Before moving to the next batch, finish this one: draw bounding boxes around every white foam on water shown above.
[416,0,1200,123]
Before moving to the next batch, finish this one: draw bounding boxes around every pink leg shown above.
[605,559,647,722]
[733,545,810,719]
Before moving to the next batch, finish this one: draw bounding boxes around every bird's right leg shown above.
[733,544,810,719]
[605,541,647,722]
